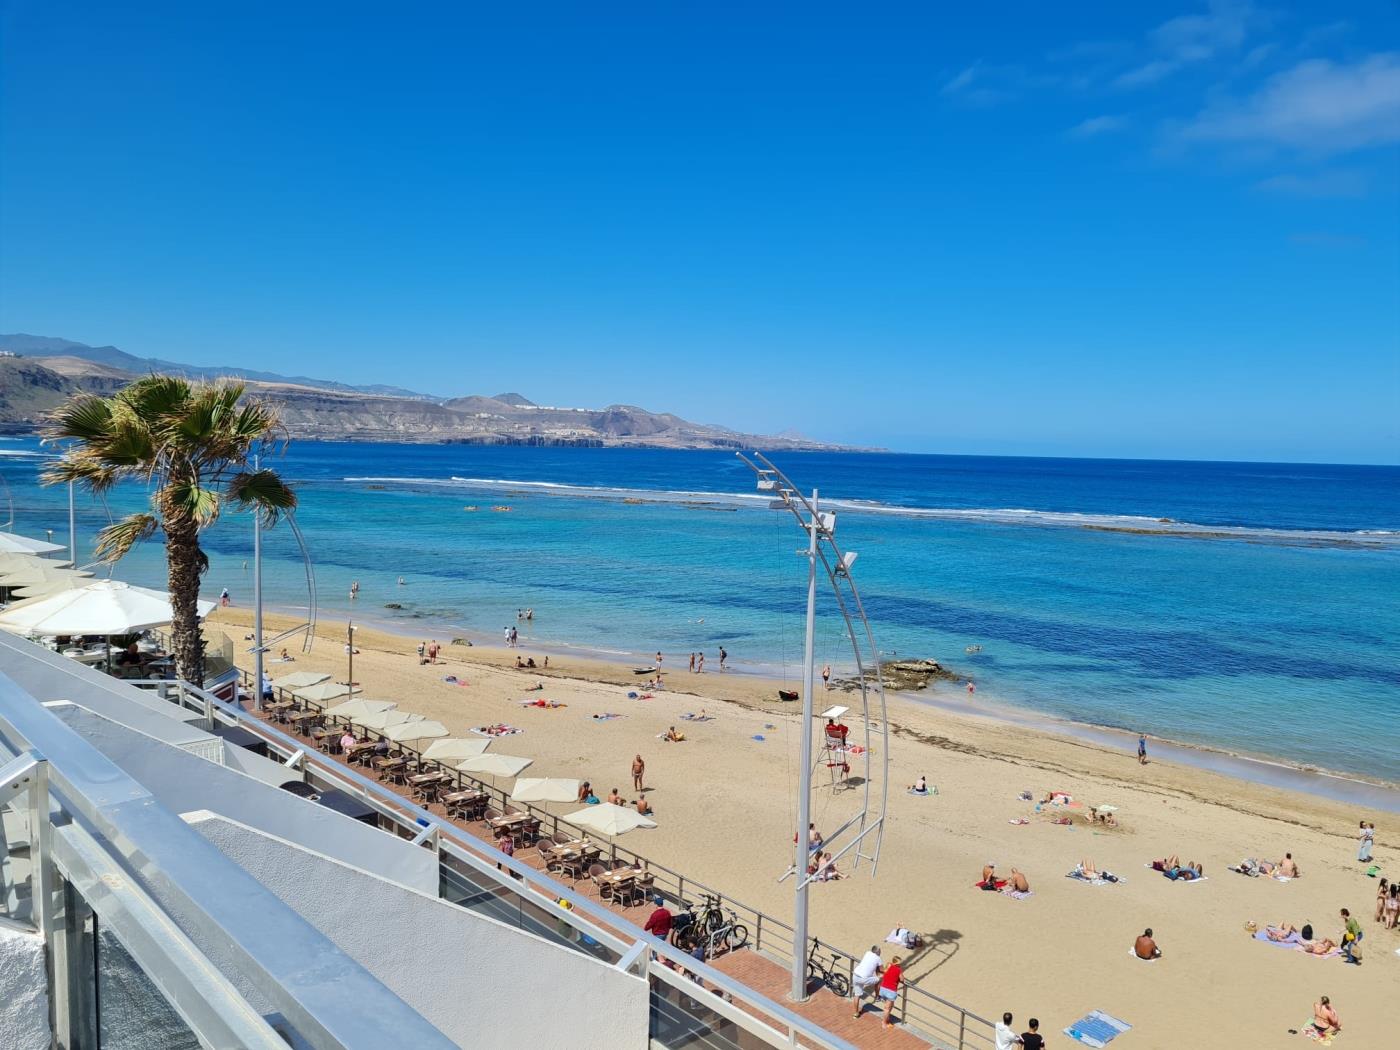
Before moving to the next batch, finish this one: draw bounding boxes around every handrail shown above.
[177,676,860,1050]
[0,671,456,1050]
[231,671,996,1048]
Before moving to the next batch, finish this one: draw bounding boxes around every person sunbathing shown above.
[664,726,685,742]
[816,852,843,881]
[1150,854,1180,872]
[980,862,997,886]
[1133,928,1161,959]
[1300,937,1337,955]
[1007,867,1030,893]
[607,788,623,805]
[635,797,653,816]
[1264,923,1299,942]
[909,776,928,793]
[1078,859,1100,880]
[1165,862,1202,881]
[1278,853,1299,878]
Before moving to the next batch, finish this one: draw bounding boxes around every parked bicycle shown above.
[674,894,748,955]
[805,939,850,998]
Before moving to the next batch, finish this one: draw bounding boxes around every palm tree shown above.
[42,376,296,685]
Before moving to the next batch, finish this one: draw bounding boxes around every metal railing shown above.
[0,671,456,1050]
[144,675,861,1050]
[223,669,996,1049]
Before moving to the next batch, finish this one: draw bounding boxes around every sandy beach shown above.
[209,608,1397,1048]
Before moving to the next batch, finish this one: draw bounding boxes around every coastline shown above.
[244,599,1400,810]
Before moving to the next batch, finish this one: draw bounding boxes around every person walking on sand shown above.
[655,651,663,671]
[821,664,831,690]
[697,652,705,673]
[1357,820,1374,862]
[632,753,646,792]
[417,642,426,665]
[1137,733,1148,765]
[719,646,727,671]
[428,639,440,664]
[688,652,695,673]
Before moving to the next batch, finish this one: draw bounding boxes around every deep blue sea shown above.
[4,439,1398,781]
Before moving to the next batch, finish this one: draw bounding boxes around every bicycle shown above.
[675,895,748,955]
[805,939,850,998]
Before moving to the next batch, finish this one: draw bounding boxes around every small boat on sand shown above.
[632,666,658,675]
[777,689,799,701]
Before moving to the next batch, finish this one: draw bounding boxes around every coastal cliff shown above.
[0,335,858,450]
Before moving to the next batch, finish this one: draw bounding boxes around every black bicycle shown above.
[675,895,748,954]
[805,939,850,998]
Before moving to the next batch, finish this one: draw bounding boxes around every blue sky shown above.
[1,2,1397,462]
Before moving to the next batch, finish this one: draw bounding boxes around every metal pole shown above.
[253,502,264,713]
[791,488,818,1002]
[347,620,354,688]
[67,479,76,565]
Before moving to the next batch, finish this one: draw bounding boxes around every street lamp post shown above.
[346,621,356,688]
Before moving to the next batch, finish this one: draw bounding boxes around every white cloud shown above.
[1181,52,1400,152]
[1151,1,1253,62]
[1069,115,1128,138]
[940,62,1057,107]
[1255,170,1369,197]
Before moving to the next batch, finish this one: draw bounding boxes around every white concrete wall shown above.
[219,739,303,787]
[187,813,650,1050]
[51,705,437,894]
[0,916,50,1050]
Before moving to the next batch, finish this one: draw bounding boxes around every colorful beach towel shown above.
[1000,888,1033,900]
[470,725,522,738]
[1064,1010,1131,1048]
[1145,863,1208,883]
[1068,868,1122,886]
[590,713,622,722]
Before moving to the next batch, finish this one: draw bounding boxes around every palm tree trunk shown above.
[164,512,206,686]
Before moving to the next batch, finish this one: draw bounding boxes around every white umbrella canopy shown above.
[421,737,490,762]
[457,753,533,779]
[0,579,216,636]
[0,531,65,555]
[381,719,448,744]
[323,697,395,719]
[10,575,101,600]
[292,681,360,703]
[272,671,332,691]
[561,802,656,837]
[356,709,422,733]
[0,565,91,588]
[511,777,582,804]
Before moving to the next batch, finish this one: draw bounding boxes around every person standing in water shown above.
[821,664,831,690]
[719,646,728,671]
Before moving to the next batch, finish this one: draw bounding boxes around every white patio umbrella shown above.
[272,671,332,691]
[420,737,490,762]
[356,709,423,733]
[291,681,360,704]
[380,719,448,744]
[0,579,216,636]
[0,530,65,555]
[9,575,101,600]
[456,752,532,789]
[323,698,396,720]
[561,802,656,838]
[0,565,91,589]
[511,777,582,804]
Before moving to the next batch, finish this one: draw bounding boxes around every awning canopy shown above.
[510,777,582,804]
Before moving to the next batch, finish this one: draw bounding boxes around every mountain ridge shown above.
[0,334,861,450]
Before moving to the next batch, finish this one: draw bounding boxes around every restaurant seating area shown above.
[246,685,701,932]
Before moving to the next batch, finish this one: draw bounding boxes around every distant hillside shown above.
[0,333,429,400]
[0,335,860,450]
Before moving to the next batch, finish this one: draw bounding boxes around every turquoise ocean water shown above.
[3,439,1397,782]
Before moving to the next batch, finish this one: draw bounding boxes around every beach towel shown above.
[1000,888,1033,900]
[1064,1010,1131,1048]
[1068,869,1122,886]
[1008,817,1030,825]
[1145,863,1208,883]
[1253,930,1302,948]
[590,713,622,722]
[1301,1020,1337,1044]
[470,725,521,738]
[973,879,1007,891]
[908,787,936,797]
[680,713,713,722]
[519,699,565,709]
[1127,948,1158,962]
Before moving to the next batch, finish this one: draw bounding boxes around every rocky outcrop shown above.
[829,658,959,693]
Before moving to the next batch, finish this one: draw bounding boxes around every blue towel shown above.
[1065,1010,1131,1048]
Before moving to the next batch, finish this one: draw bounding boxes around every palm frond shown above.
[94,513,159,563]
[119,375,192,423]
[164,480,221,527]
[226,469,297,526]
[41,395,116,444]
[40,457,122,493]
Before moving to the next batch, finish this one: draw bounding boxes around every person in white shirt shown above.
[850,946,883,1018]
[995,1012,1022,1049]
